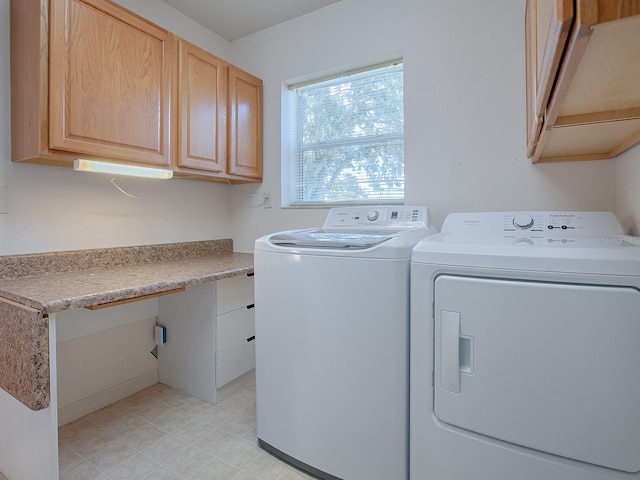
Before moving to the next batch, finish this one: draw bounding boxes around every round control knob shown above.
[513,214,534,229]
[366,210,380,222]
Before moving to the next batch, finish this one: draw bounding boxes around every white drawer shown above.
[215,339,256,388]
[216,274,254,315]
[216,306,255,351]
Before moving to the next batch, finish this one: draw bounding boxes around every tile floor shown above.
[58,382,314,480]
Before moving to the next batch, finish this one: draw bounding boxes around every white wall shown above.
[1,0,633,256]
[228,0,618,252]
[0,0,234,255]
[616,144,640,235]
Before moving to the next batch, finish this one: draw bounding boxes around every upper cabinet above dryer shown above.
[525,0,640,163]
[11,0,174,168]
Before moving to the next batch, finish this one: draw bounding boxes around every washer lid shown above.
[269,229,401,249]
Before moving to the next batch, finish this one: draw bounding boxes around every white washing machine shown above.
[254,206,437,480]
[410,211,640,480]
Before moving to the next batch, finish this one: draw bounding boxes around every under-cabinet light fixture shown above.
[73,159,173,179]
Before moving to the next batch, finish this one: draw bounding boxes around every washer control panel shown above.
[323,206,428,229]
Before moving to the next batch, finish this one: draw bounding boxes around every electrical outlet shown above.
[263,192,272,209]
[0,186,8,214]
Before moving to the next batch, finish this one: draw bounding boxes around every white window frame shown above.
[282,60,405,208]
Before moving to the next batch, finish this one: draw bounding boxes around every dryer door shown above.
[433,275,640,473]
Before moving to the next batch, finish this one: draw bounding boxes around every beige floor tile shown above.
[58,460,107,480]
[142,434,190,464]
[233,473,261,480]
[58,381,309,480]
[189,458,240,480]
[149,409,194,432]
[58,443,84,473]
[59,418,102,445]
[162,447,215,478]
[171,414,221,444]
[244,452,288,480]
[216,438,262,469]
[69,429,121,458]
[122,423,168,450]
[105,453,160,480]
[276,467,317,479]
[101,412,151,439]
[86,439,140,473]
[220,413,256,437]
[140,466,182,479]
[194,429,237,456]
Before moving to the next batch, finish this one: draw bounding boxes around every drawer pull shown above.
[247,336,256,342]
[246,272,255,277]
[246,304,255,309]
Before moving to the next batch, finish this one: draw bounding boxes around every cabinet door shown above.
[525,0,573,155]
[49,0,173,166]
[216,273,255,315]
[176,40,226,173]
[227,66,263,180]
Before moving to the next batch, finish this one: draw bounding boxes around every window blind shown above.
[288,62,404,206]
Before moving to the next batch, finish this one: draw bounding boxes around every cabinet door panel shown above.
[216,307,255,351]
[49,0,172,166]
[216,274,255,315]
[525,0,573,153]
[177,40,226,172]
[215,340,256,388]
[228,66,263,179]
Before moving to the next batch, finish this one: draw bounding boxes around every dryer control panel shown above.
[442,211,624,236]
[323,206,429,229]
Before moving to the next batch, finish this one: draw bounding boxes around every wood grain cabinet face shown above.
[49,0,173,166]
[526,0,640,163]
[174,40,263,182]
[11,0,262,181]
[176,41,226,174]
[525,0,573,156]
[228,67,263,180]
[10,0,173,167]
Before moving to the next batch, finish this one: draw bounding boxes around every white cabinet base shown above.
[157,283,217,403]
[157,275,255,405]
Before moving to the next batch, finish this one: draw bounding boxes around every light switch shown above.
[0,186,7,214]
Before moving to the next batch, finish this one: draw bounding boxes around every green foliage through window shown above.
[290,62,404,205]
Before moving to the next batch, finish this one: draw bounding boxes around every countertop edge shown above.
[0,255,254,315]
[41,265,254,314]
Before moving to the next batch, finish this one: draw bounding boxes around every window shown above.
[285,61,404,207]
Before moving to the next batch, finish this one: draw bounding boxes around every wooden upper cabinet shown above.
[525,0,573,156]
[227,66,263,180]
[174,40,263,182]
[11,0,173,167]
[11,0,262,182]
[175,40,226,175]
[526,0,640,163]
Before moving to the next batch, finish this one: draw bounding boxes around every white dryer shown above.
[255,206,437,480]
[410,211,640,480]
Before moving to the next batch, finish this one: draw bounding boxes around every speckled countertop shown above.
[0,239,254,313]
[0,239,253,411]
[0,252,253,314]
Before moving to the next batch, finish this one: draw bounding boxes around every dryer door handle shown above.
[441,310,461,393]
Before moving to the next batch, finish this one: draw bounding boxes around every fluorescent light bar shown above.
[73,159,173,179]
